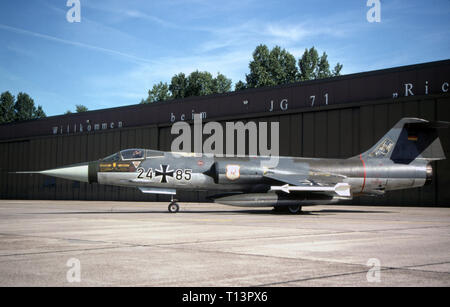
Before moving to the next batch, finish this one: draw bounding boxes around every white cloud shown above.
[195,16,353,55]
[0,23,155,65]
[265,24,310,41]
[123,9,181,29]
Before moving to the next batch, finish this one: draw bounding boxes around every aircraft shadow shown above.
[35,208,391,216]
[41,210,292,215]
[315,209,393,214]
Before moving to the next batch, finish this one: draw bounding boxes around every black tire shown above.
[287,205,302,214]
[168,202,179,213]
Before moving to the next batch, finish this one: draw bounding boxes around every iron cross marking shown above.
[155,164,174,183]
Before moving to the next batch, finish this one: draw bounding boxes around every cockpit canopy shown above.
[101,152,121,162]
[120,148,145,160]
[101,148,163,162]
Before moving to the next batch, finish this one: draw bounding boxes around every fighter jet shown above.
[16,118,448,214]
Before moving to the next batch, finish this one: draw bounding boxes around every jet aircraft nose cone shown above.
[40,162,90,183]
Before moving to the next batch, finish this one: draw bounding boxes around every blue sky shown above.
[0,0,449,116]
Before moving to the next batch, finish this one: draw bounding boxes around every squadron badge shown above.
[226,164,240,180]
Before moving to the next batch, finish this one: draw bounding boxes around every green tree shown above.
[14,92,36,121]
[0,91,15,123]
[142,71,232,103]
[75,104,88,113]
[0,91,45,122]
[33,105,46,119]
[212,72,232,94]
[245,44,272,88]
[142,82,171,103]
[235,80,247,91]
[245,45,298,88]
[185,70,215,97]
[298,47,319,81]
[298,47,342,80]
[316,52,331,79]
[332,63,343,77]
[183,71,231,97]
[64,110,72,115]
[169,73,188,99]
[268,46,298,85]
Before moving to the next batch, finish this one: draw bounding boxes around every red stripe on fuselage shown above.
[359,154,366,193]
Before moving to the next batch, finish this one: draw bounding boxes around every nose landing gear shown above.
[168,195,180,213]
[168,202,179,213]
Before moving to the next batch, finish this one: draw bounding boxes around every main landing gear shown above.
[168,195,180,213]
[273,204,302,214]
[288,204,302,214]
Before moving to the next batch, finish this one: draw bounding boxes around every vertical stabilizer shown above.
[356,118,448,164]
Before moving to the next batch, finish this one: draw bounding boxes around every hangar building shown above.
[1,59,449,206]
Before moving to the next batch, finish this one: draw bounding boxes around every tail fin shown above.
[357,118,449,164]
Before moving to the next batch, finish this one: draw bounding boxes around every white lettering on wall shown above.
[405,83,414,96]
[52,121,124,135]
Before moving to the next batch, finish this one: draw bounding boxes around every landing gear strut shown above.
[168,195,180,213]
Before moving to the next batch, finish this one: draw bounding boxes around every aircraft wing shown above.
[124,179,177,195]
[138,187,176,195]
[306,170,348,185]
[264,172,310,186]
[264,169,346,186]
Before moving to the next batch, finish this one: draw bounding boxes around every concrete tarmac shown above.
[0,200,449,286]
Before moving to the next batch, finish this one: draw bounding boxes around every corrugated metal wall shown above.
[1,95,449,206]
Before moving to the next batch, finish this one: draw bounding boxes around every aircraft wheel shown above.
[288,205,302,214]
[168,202,179,213]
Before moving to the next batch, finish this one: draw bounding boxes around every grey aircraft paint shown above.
[15,118,448,213]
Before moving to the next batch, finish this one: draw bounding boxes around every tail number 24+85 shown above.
[136,168,192,181]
